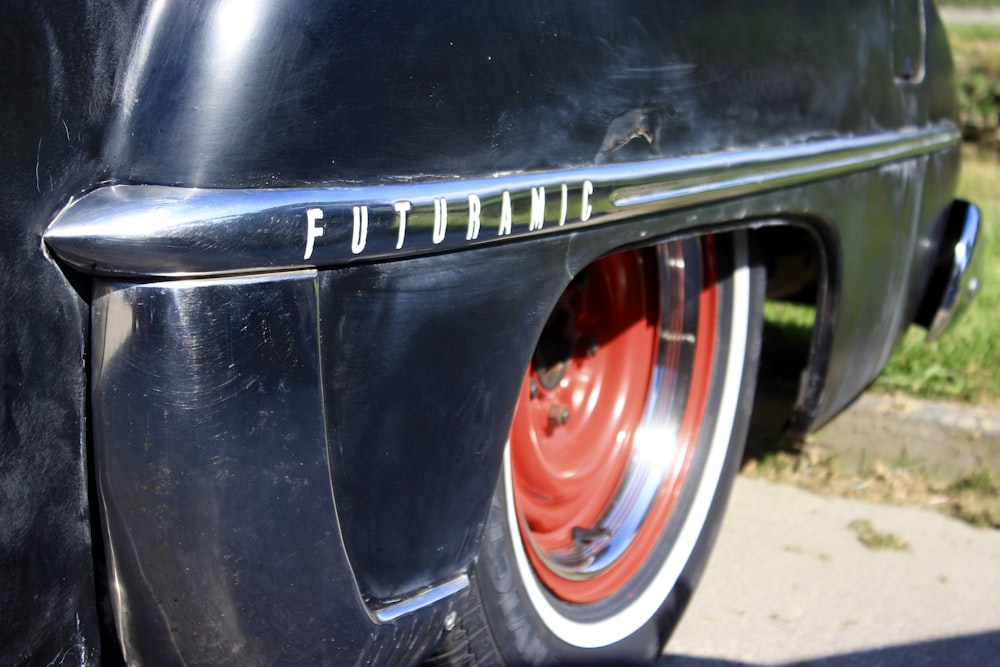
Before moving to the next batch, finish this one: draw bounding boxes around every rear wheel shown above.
[434,231,763,665]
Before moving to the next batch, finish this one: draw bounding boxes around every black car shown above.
[1,1,982,664]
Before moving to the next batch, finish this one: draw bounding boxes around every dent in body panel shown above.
[812,157,929,426]
[870,157,926,370]
[859,157,927,382]
[907,145,962,325]
[104,0,926,189]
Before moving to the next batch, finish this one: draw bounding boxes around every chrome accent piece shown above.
[91,270,381,660]
[926,200,983,340]
[610,127,955,208]
[372,574,470,624]
[45,126,959,278]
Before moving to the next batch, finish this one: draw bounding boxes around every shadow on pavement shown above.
[661,629,1000,666]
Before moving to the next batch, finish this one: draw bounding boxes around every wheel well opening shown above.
[744,223,830,461]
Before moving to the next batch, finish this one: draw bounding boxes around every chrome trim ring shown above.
[516,238,703,580]
[503,231,752,649]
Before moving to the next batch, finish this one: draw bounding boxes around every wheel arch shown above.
[745,219,841,446]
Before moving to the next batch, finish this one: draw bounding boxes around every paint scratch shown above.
[35,138,42,193]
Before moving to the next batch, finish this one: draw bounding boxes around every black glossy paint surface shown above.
[0,2,139,664]
[105,1,953,188]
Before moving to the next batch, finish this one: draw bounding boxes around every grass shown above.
[946,21,1000,139]
[744,448,1000,529]
[948,22,1000,47]
[947,23,1000,70]
[941,0,1000,8]
[872,146,1000,404]
[847,519,910,551]
[949,463,1000,494]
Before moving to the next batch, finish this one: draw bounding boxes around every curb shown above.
[940,7,1000,25]
[809,392,1000,480]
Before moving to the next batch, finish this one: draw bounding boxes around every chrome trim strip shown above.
[45,126,959,278]
[371,574,470,624]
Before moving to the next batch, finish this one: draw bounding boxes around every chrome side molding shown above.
[45,126,959,278]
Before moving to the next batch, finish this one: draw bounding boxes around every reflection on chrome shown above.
[46,126,959,278]
[926,200,983,340]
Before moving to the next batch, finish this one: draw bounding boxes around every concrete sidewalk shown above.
[662,474,1000,666]
[660,392,1000,665]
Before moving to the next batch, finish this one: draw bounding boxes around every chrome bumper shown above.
[918,199,984,340]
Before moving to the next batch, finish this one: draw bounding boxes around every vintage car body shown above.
[0,1,982,665]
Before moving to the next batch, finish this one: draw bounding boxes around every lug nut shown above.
[579,336,599,357]
[571,526,611,546]
[547,403,570,428]
[529,378,539,399]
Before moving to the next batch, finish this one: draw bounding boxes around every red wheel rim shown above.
[509,237,719,604]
